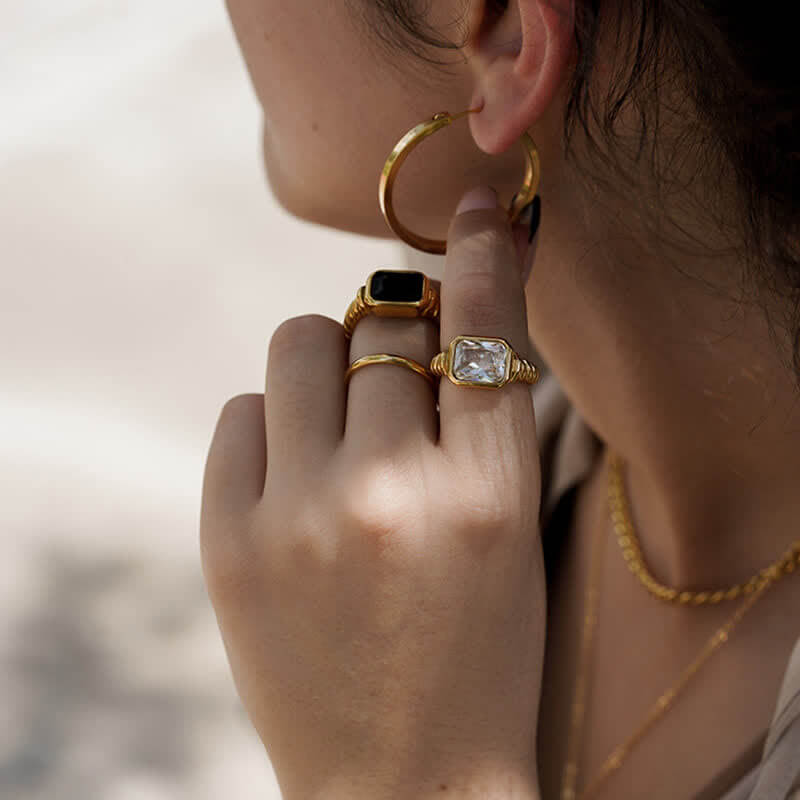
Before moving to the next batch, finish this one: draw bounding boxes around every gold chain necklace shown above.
[610,455,800,605]
[559,449,800,800]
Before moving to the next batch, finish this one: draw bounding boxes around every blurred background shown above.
[0,2,438,797]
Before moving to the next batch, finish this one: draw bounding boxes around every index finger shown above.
[436,186,539,466]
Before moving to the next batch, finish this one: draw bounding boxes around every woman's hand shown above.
[200,187,546,800]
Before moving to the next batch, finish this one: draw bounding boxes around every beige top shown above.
[532,369,800,800]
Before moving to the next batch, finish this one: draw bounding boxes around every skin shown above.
[202,194,548,799]
[209,0,800,796]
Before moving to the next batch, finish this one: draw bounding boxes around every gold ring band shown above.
[430,335,540,389]
[343,270,440,340]
[345,354,435,387]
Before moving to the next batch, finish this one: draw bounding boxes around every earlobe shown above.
[466,0,576,154]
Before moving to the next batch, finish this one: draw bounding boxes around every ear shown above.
[464,0,576,154]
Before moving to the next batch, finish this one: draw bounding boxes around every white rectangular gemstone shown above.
[452,338,509,384]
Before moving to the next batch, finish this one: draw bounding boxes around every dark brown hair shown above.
[355,0,800,385]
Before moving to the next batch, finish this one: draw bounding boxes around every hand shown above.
[200,186,545,800]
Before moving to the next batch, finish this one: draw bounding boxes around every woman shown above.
[199,2,800,798]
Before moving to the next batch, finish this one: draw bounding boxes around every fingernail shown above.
[528,194,541,243]
[456,186,498,215]
[521,235,538,285]
[519,195,541,285]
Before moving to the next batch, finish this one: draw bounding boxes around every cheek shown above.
[224,1,494,239]
[226,0,321,114]
[226,0,399,233]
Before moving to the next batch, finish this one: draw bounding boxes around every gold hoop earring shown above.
[378,105,541,255]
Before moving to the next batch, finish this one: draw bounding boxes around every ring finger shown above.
[344,279,441,458]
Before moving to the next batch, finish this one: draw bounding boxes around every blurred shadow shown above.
[2,547,227,799]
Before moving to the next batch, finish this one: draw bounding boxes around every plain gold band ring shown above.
[344,354,435,387]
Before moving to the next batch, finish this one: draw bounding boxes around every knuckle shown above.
[459,224,509,261]
[441,476,521,551]
[284,527,334,572]
[454,490,513,533]
[269,314,342,359]
[281,500,339,571]
[340,493,405,540]
[337,466,417,551]
[450,277,511,330]
[272,375,317,423]
[219,393,263,424]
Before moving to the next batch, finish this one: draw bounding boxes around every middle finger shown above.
[344,278,442,458]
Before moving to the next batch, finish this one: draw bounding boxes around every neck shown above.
[524,187,800,591]
[615,331,800,590]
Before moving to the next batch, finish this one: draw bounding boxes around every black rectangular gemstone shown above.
[369,270,425,303]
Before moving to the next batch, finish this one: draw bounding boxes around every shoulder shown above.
[723,636,800,798]
[748,635,800,799]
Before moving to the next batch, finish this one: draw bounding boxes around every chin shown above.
[261,128,392,240]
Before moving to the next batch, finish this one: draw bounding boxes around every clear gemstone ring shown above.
[429,335,540,389]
